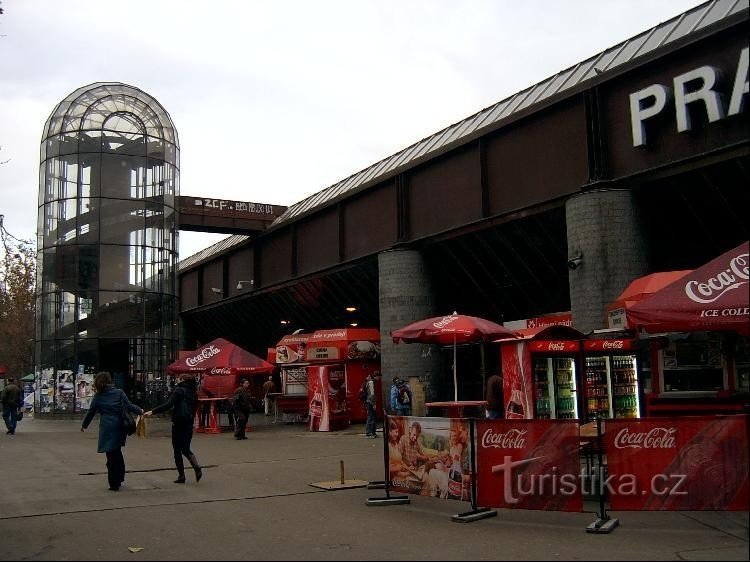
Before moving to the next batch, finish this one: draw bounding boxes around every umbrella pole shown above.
[453,334,458,402]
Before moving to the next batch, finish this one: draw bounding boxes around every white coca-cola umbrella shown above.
[391,312,518,401]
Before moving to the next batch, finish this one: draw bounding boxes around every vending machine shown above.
[498,325,585,420]
[582,334,641,421]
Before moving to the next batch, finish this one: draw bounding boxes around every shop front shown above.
[623,241,750,416]
[269,333,311,423]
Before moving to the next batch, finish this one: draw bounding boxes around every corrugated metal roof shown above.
[178,234,249,270]
[271,0,747,226]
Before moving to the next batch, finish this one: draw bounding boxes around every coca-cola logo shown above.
[685,252,749,304]
[481,428,527,449]
[433,315,459,329]
[548,342,565,351]
[602,340,624,349]
[186,345,220,367]
[614,427,677,449]
[209,367,232,375]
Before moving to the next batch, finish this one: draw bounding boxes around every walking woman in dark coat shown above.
[144,373,203,484]
[81,371,144,491]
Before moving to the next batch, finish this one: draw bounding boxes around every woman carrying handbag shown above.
[81,372,144,491]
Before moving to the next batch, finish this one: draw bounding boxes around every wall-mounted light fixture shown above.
[345,306,357,312]
[567,253,584,270]
[210,287,222,295]
[237,280,254,290]
[280,319,290,325]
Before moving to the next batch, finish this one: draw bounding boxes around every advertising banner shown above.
[475,419,583,511]
[307,364,348,431]
[387,416,473,501]
[606,416,749,510]
[500,342,533,419]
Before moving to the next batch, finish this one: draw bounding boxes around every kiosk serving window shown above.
[661,333,723,393]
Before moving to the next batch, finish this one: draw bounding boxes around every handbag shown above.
[121,402,137,436]
[17,410,23,421]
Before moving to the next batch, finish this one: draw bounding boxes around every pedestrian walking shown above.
[1,376,22,435]
[364,373,377,438]
[80,371,144,491]
[231,379,252,439]
[144,373,203,484]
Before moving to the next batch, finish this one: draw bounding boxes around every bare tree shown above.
[0,215,35,377]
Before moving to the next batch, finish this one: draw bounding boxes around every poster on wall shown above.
[75,373,94,411]
[387,416,473,501]
[36,368,54,413]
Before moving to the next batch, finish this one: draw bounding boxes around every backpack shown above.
[397,384,411,405]
[358,381,368,404]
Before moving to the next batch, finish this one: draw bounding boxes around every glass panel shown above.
[58,132,79,156]
[97,292,144,338]
[99,244,133,291]
[100,198,144,246]
[80,153,101,198]
[77,245,99,294]
[99,153,144,199]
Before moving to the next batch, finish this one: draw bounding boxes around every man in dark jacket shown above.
[145,373,203,484]
[485,373,503,419]
[1,377,22,435]
[232,379,253,440]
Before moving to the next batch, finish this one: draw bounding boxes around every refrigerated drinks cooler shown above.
[531,346,580,420]
[582,337,641,421]
[498,324,585,420]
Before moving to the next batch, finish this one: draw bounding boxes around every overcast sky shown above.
[0,0,702,258]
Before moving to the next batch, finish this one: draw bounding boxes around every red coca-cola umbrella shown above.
[167,338,275,374]
[606,270,693,329]
[391,312,518,401]
[627,241,749,336]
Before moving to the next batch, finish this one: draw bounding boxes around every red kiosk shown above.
[304,328,382,430]
[167,338,276,433]
[269,333,311,423]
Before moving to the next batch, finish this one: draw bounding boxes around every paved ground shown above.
[0,413,747,561]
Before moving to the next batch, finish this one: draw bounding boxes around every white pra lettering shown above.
[630,47,748,147]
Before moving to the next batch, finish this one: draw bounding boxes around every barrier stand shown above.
[586,416,618,533]
[193,407,202,432]
[368,417,386,489]
[366,415,409,506]
[310,460,368,490]
[204,399,222,434]
[451,418,497,523]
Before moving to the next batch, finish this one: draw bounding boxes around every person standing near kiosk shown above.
[231,379,252,439]
[262,375,276,416]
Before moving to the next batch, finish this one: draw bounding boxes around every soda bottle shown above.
[448,458,464,500]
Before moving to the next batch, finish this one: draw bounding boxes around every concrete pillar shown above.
[378,248,442,413]
[565,189,649,333]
